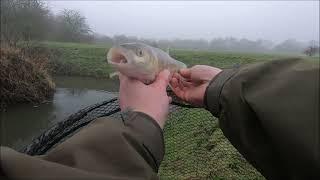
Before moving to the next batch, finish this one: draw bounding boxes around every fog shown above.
[47,1,319,43]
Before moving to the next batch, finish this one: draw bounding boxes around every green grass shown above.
[35,41,318,78]
[40,41,111,49]
[159,108,264,179]
[38,41,113,78]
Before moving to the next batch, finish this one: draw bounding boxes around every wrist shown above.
[123,106,165,129]
[203,70,223,109]
[204,68,238,116]
[133,110,165,129]
[200,82,210,107]
[139,110,165,129]
[119,110,165,169]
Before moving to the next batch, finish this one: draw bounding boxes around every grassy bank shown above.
[36,42,112,78]
[0,47,55,107]
[159,108,264,179]
[37,41,318,78]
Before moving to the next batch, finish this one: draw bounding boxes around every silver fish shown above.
[107,42,186,84]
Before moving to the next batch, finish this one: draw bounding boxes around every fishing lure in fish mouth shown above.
[107,42,186,84]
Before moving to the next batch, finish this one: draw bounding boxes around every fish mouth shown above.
[107,47,128,65]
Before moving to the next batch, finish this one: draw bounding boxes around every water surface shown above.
[1,76,119,149]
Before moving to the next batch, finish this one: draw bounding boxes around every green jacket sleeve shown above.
[1,111,164,179]
[204,58,319,179]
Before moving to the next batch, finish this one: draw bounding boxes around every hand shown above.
[170,65,222,107]
[119,70,171,129]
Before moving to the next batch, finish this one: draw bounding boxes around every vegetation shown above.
[0,0,92,106]
[159,108,264,179]
[34,42,111,78]
[97,35,319,55]
[0,0,93,47]
[0,48,55,107]
[33,41,316,79]
[2,37,317,105]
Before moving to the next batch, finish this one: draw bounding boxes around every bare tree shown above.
[0,1,93,46]
[55,9,92,42]
[1,0,50,47]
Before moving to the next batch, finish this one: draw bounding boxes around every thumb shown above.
[119,73,126,84]
[179,68,191,79]
[152,69,170,89]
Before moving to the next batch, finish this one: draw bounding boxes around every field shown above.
[159,108,264,179]
[37,41,317,78]
[33,41,317,179]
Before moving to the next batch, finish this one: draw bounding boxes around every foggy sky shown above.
[47,1,319,43]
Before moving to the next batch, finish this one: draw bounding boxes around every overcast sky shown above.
[47,1,319,43]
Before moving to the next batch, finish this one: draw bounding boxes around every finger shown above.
[170,78,185,99]
[172,73,187,86]
[168,72,174,81]
[173,72,184,81]
[118,73,126,110]
[119,73,127,91]
[169,96,172,103]
[152,69,170,90]
[170,77,179,88]
[176,75,182,89]
[178,76,193,88]
[119,73,129,84]
[177,74,187,90]
[171,84,186,100]
[172,72,181,79]
[179,68,191,79]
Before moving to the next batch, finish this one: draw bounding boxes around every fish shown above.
[107,42,187,84]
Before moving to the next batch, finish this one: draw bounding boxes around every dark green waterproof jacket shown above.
[1,58,319,179]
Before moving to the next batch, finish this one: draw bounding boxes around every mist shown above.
[47,1,319,43]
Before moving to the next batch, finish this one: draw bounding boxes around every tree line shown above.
[1,0,319,56]
[96,34,319,55]
[1,0,92,47]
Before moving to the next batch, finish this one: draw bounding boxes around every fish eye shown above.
[137,49,143,57]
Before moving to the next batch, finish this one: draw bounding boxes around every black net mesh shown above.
[21,95,264,179]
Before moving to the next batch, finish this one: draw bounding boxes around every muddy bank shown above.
[0,48,55,108]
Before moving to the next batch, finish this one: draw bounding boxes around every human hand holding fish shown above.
[107,42,222,108]
[170,65,222,107]
[119,69,171,128]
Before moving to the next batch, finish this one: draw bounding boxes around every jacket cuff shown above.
[204,68,239,117]
[122,111,164,170]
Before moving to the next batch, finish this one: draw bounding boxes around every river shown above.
[1,76,119,150]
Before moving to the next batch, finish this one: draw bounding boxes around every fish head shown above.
[107,43,158,84]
